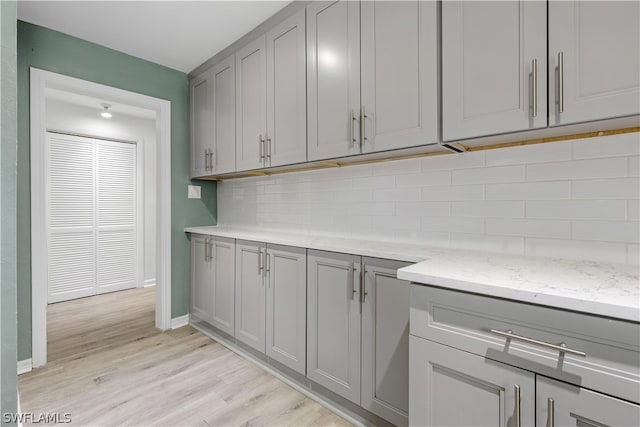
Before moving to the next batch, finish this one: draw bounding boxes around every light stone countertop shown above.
[185,225,640,322]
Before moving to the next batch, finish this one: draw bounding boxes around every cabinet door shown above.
[265,244,306,375]
[235,241,266,353]
[537,376,640,427]
[211,55,236,175]
[236,36,267,172]
[210,237,235,335]
[190,70,213,178]
[190,235,211,321]
[266,10,307,168]
[360,0,438,153]
[307,0,361,161]
[362,259,410,426]
[410,337,535,427]
[307,250,361,404]
[549,1,640,126]
[442,1,547,141]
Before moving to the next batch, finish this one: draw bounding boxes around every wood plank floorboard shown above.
[18,287,352,427]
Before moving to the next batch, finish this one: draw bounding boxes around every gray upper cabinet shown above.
[361,258,410,426]
[190,70,214,178]
[536,376,640,427]
[235,240,267,352]
[236,36,268,172]
[307,249,361,404]
[307,0,361,161]
[190,234,212,321]
[360,0,438,153]
[210,237,236,335]
[410,337,536,427]
[210,55,236,175]
[265,244,306,375]
[442,1,547,141]
[266,10,307,168]
[549,1,640,126]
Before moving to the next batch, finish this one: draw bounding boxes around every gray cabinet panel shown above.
[235,241,266,352]
[190,235,211,321]
[266,10,307,167]
[549,1,640,126]
[190,71,213,178]
[211,237,235,335]
[266,244,306,375]
[307,0,361,161]
[410,337,535,427]
[442,1,547,141]
[307,249,361,404]
[536,376,640,427]
[211,55,236,174]
[362,258,410,426]
[360,0,438,153]
[236,36,267,172]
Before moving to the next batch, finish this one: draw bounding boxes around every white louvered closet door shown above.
[46,133,137,303]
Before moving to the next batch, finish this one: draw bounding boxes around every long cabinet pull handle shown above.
[557,51,564,113]
[514,384,521,427]
[531,58,538,117]
[349,109,357,145]
[204,239,208,261]
[360,106,367,147]
[209,150,214,169]
[259,134,265,163]
[204,149,209,171]
[266,134,272,160]
[258,249,263,274]
[350,265,357,299]
[547,398,555,427]
[489,329,586,357]
[361,270,368,303]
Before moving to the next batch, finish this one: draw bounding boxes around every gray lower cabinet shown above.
[548,1,640,126]
[265,244,306,375]
[307,250,362,404]
[190,235,236,332]
[411,337,535,427]
[361,258,410,426]
[235,240,267,352]
[536,376,639,427]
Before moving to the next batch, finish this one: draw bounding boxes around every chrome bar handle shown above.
[360,106,367,147]
[514,384,521,427]
[350,264,357,299]
[266,133,272,160]
[258,248,263,274]
[349,109,357,145]
[531,58,538,117]
[557,52,564,113]
[547,398,555,427]
[490,329,586,357]
[204,238,209,261]
[259,134,265,163]
[265,252,271,286]
[204,149,210,171]
[361,269,368,303]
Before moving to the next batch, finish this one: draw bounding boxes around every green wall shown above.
[1,1,18,422]
[16,21,217,361]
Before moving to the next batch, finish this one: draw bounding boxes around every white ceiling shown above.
[18,1,291,73]
[46,87,157,120]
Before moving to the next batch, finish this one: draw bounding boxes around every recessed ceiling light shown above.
[100,103,112,119]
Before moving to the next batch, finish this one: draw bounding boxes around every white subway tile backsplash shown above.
[572,133,640,159]
[451,201,525,218]
[628,244,639,265]
[485,218,571,239]
[218,133,640,265]
[485,141,572,166]
[486,182,571,200]
[526,158,627,181]
[525,238,628,264]
[526,200,626,220]
[572,178,639,199]
[572,221,639,243]
[452,165,525,184]
[421,184,484,201]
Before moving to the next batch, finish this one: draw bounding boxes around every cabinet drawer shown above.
[410,285,640,404]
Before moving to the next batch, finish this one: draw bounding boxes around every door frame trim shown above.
[30,68,172,367]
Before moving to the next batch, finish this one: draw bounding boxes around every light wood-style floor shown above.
[18,287,351,426]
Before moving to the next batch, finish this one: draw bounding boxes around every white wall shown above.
[218,132,639,265]
[45,98,157,284]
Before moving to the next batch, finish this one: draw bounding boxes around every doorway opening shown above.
[30,68,172,367]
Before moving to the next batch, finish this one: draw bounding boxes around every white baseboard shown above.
[143,279,156,287]
[17,359,32,375]
[171,315,189,329]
